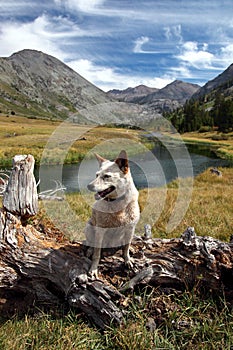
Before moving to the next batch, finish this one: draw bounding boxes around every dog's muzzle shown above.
[93,186,116,200]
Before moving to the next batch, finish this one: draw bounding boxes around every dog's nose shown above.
[87,183,95,191]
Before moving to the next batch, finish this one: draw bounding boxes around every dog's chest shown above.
[92,200,139,228]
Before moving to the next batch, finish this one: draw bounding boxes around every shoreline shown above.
[163,130,233,161]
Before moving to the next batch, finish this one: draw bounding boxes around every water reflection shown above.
[37,143,231,193]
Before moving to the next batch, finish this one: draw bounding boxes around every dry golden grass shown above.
[35,167,233,244]
[138,167,233,241]
[0,115,145,166]
[180,131,233,160]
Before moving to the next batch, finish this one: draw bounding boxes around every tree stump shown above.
[3,154,38,218]
[0,155,233,329]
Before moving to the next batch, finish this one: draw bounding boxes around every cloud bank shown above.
[0,0,233,90]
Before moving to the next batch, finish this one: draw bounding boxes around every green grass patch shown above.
[1,289,233,349]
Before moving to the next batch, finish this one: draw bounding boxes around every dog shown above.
[85,150,140,278]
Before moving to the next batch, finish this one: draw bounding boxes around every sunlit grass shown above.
[180,130,233,160]
[0,115,148,166]
[1,289,233,350]
[138,167,233,241]
[42,167,233,242]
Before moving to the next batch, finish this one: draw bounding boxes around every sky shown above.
[1,0,233,91]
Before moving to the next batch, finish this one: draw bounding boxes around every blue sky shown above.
[1,0,233,91]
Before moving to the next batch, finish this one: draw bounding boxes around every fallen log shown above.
[0,155,233,328]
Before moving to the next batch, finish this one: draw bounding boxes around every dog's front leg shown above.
[123,243,133,268]
[89,247,101,279]
[89,228,104,279]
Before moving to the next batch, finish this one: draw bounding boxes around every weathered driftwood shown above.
[3,154,38,218]
[38,180,66,201]
[0,155,233,329]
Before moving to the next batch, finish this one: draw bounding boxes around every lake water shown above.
[37,142,231,193]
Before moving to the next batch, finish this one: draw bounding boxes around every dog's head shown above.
[87,150,130,200]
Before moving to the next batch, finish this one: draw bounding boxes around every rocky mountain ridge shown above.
[0,50,110,122]
[192,63,233,100]
[107,85,158,102]
[0,49,232,126]
[0,50,164,125]
[108,80,200,114]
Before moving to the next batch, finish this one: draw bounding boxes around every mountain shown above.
[3,49,231,129]
[0,49,166,125]
[0,49,111,122]
[107,85,158,102]
[140,80,200,103]
[192,63,233,99]
[169,63,233,133]
[108,80,200,114]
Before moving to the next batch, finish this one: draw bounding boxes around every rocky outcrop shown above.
[108,80,200,114]
[107,85,158,102]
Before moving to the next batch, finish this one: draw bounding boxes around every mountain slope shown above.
[108,80,200,114]
[0,49,111,121]
[139,80,200,103]
[168,63,233,133]
[107,85,158,102]
[192,63,233,99]
[0,49,168,125]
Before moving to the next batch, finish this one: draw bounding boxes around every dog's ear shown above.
[115,150,129,174]
[94,153,107,166]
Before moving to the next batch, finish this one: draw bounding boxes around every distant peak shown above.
[10,49,44,57]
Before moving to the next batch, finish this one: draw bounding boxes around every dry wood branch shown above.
[38,180,66,201]
[0,171,10,196]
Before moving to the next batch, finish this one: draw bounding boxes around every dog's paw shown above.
[88,267,98,280]
[124,257,134,269]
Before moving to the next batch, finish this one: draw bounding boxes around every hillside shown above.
[0,50,168,125]
[108,80,200,114]
[192,63,233,99]
[168,63,233,133]
[0,49,111,121]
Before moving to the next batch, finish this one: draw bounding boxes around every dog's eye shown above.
[103,174,111,179]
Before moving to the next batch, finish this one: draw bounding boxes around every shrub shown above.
[198,126,212,133]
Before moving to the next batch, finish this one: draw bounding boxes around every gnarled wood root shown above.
[1,214,233,328]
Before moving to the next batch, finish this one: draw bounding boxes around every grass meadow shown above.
[178,130,233,160]
[0,115,147,166]
[0,114,233,349]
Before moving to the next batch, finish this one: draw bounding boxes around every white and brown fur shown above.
[85,150,140,278]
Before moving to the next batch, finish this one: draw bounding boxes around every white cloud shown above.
[0,14,101,59]
[164,25,183,43]
[133,36,168,54]
[220,44,233,65]
[133,36,150,53]
[144,76,174,89]
[0,15,67,58]
[177,41,214,69]
[54,0,105,13]
[67,58,173,91]
[170,65,192,79]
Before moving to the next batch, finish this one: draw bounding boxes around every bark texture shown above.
[3,154,38,218]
